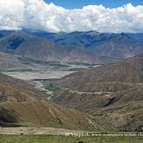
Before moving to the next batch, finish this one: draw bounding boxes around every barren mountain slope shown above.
[0,73,103,131]
[51,55,143,131]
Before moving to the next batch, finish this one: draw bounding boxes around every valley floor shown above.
[2,70,74,80]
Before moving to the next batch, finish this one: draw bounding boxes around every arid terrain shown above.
[1,0,143,142]
[0,30,143,135]
[49,54,143,131]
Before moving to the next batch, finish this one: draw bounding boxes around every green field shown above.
[0,135,143,143]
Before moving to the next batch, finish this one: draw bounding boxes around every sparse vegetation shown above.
[0,135,142,143]
[45,82,60,91]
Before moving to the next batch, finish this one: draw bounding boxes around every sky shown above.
[0,0,143,33]
[44,0,143,9]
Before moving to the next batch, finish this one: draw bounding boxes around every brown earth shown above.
[51,54,143,131]
[0,73,103,131]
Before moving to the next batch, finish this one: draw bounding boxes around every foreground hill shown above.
[51,55,143,131]
[0,73,103,131]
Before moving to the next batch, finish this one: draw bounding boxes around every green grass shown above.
[0,135,143,143]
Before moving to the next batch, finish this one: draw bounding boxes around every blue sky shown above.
[44,0,142,9]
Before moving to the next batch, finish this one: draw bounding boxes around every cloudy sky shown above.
[0,0,143,33]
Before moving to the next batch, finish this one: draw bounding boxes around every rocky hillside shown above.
[0,73,103,131]
[57,54,143,89]
[50,55,143,131]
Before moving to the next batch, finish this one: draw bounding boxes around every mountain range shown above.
[31,31,143,59]
[0,31,112,67]
[0,30,143,69]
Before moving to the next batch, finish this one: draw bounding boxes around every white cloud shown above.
[0,0,143,33]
